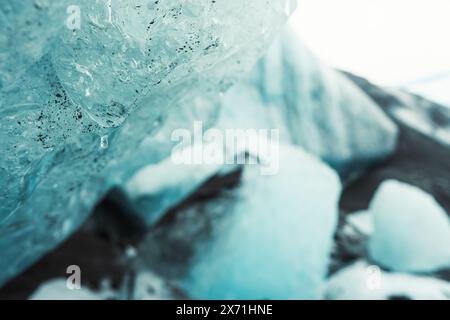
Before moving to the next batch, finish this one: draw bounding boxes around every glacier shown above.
[369,180,450,273]
[0,0,295,286]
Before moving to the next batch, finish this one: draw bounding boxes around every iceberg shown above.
[217,27,398,173]
[0,0,295,286]
[183,145,341,299]
[121,27,400,231]
[137,144,341,299]
[369,180,450,273]
[124,143,238,226]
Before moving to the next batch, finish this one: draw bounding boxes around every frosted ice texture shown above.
[0,0,294,286]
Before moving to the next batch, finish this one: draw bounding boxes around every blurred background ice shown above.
[291,0,450,107]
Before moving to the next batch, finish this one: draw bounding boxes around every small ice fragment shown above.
[369,180,450,273]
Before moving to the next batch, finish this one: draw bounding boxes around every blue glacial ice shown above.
[121,27,400,228]
[0,0,295,286]
[369,180,450,273]
[124,143,238,226]
[217,27,398,172]
[180,144,341,299]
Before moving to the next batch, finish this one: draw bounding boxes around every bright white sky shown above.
[289,0,450,88]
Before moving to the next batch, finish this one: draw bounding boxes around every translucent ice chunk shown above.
[0,1,68,88]
[181,144,341,299]
[124,143,237,226]
[369,180,450,273]
[217,27,398,173]
[0,0,295,286]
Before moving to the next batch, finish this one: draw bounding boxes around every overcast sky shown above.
[289,0,450,89]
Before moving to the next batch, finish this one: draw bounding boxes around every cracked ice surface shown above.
[0,0,295,286]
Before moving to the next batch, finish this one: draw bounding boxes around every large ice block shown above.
[0,0,295,286]
[217,28,398,173]
[137,144,340,299]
